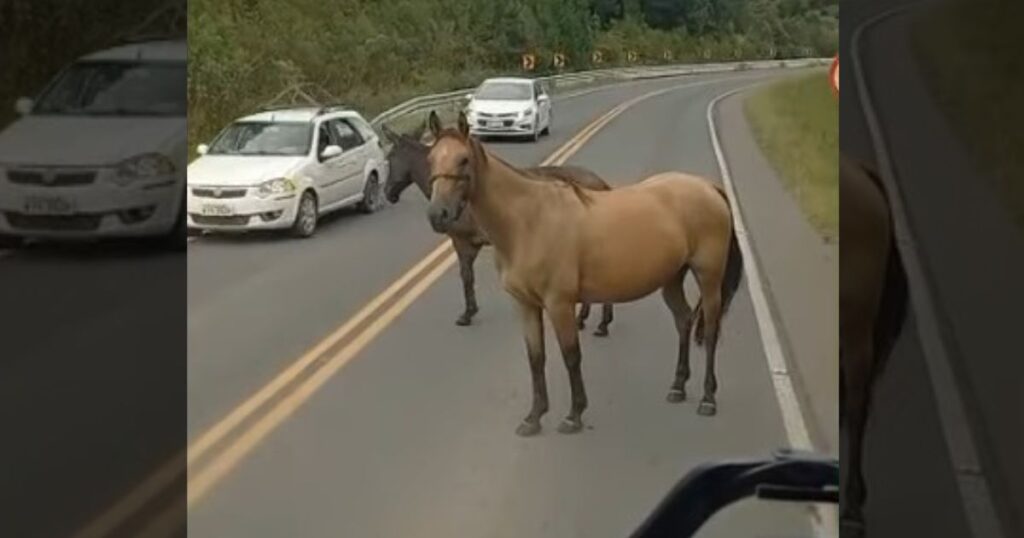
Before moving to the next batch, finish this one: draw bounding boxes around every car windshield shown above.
[207,121,312,156]
[475,82,533,101]
[32,60,185,116]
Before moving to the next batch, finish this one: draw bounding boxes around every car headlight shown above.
[522,107,536,118]
[114,153,176,184]
[255,177,296,198]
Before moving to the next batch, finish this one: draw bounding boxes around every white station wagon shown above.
[0,39,187,248]
[187,106,389,238]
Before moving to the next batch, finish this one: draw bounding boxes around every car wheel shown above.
[291,191,318,238]
[357,172,383,214]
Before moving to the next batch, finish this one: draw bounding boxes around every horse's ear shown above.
[457,111,470,138]
[428,110,442,138]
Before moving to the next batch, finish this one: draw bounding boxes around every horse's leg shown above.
[594,303,614,337]
[840,335,874,533]
[660,270,693,403]
[515,300,548,437]
[576,302,591,329]
[692,298,705,346]
[549,301,588,434]
[452,236,480,326]
[693,269,723,416]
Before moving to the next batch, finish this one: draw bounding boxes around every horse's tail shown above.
[860,163,908,382]
[872,235,907,379]
[694,185,744,347]
[716,185,744,319]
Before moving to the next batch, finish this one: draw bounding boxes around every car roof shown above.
[81,39,186,62]
[236,107,363,124]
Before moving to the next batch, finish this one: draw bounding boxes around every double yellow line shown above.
[73,77,727,538]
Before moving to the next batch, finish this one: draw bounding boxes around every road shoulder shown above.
[713,91,839,454]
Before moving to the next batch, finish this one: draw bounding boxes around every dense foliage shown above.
[0,0,837,144]
[0,0,184,127]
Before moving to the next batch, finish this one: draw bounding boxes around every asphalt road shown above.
[0,243,186,538]
[186,70,830,538]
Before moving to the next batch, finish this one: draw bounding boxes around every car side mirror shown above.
[464,93,474,102]
[196,144,209,155]
[321,145,343,159]
[14,97,33,116]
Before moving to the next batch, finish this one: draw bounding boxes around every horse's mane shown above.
[524,166,596,206]
[435,129,595,206]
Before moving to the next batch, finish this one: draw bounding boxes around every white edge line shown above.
[851,6,1005,538]
[707,84,836,538]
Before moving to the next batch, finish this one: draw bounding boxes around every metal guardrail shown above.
[369,57,831,129]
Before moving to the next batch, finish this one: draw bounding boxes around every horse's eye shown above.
[459,157,469,168]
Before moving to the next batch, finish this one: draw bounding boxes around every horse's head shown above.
[381,122,431,204]
[425,110,478,233]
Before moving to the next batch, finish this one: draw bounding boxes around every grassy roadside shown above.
[910,0,1024,232]
[744,72,838,242]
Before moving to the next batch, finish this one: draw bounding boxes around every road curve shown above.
[184,70,830,538]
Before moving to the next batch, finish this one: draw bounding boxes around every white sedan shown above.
[464,77,552,141]
[187,106,388,238]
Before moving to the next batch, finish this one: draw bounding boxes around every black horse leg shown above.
[594,303,614,337]
[577,302,591,329]
[452,237,480,326]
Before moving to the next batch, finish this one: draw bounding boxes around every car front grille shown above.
[4,212,102,231]
[192,187,248,199]
[477,120,516,128]
[7,170,97,186]
[478,112,518,119]
[190,214,251,226]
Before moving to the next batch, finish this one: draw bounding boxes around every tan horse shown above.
[424,110,744,435]
[839,154,908,536]
[381,121,615,334]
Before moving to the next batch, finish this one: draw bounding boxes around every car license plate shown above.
[22,195,75,215]
[487,121,502,128]
[201,203,234,216]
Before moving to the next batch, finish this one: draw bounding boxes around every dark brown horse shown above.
[381,120,615,334]
[424,110,744,435]
[839,154,908,536]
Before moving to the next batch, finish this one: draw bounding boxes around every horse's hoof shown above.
[455,315,472,326]
[697,401,717,416]
[515,421,542,437]
[593,327,609,337]
[556,418,584,434]
[839,517,865,538]
[666,389,686,403]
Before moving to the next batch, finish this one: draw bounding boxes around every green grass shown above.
[744,72,839,242]
[910,0,1024,232]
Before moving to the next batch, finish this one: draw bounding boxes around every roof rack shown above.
[315,103,350,116]
[258,103,317,112]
